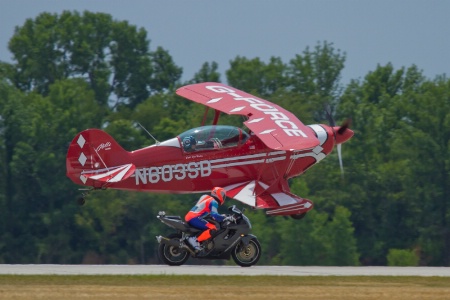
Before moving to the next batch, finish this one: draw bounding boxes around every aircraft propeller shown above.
[324,105,353,176]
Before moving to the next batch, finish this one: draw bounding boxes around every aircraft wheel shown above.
[291,213,307,220]
[158,233,190,266]
[232,238,261,267]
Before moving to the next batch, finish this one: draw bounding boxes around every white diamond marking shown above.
[77,135,86,148]
[248,118,264,123]
[259,129,276,134]
[78,152,87,166]
[80,175,87,184]
[230,106,245,112]
[312,145,323,155]
[207,97,222,103]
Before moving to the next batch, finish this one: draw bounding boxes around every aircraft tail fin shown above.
[66,129,135,187]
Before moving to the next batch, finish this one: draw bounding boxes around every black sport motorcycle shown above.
[156,205,261,267]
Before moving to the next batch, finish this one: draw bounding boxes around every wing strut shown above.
[212,109,220,125]
[201,107,210,126]
[201,107,221,126]
[284,156,296,179]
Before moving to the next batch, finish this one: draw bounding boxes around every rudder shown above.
[66,129,134,187]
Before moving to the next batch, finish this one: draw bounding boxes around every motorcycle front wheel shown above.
[232,237,261,267]
[158,233,190,266]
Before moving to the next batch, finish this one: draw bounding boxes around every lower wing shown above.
[223,180,313,216]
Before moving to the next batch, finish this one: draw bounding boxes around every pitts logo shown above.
[96,142,111,152]
[135,160,212,184]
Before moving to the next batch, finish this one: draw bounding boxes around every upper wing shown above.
[223,180,313,216]
[176,82,320,151]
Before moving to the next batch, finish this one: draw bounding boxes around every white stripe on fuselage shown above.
[132,149,321,185]
[209,153,268,164]
[209,151,286,168]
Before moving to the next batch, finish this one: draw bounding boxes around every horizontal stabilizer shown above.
[81,163,136,183]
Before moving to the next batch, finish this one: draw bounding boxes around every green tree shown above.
[73,189,194,264]
[0,77,104,263]
[189,61,221,84]
[387,249,419,266]
[225,42,346,125]
[336,64,410,264]
[285,41,346,122]
[4,13,449,267]
[0,80,31,262]
[247,211,287,265]
[392,76,450,265]
[327,206,360,265]
[133,92,186,143]
[276,206,359,266]
[338,64,450,266]
[104,119,148,151]
[7,11,182,110]
[148,46,182,96]
[226,56,287,97]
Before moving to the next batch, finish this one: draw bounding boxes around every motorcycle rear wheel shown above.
[232,238,261,267]
[158,233,190,266]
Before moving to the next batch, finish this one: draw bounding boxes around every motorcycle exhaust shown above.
[156,236,181,248]
[156,236,196,255]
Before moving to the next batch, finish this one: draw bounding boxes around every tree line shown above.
[0,11,448,266]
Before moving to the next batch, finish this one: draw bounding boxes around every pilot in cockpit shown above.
[182,136,197,152]
[183,135,222,152]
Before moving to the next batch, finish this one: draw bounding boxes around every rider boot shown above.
[187,236,202,251]
[195,230,213,256]
[197,228,216,243]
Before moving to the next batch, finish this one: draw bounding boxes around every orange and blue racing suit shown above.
[185,195,225,242]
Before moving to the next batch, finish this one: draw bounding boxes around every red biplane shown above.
[66,82,353,219]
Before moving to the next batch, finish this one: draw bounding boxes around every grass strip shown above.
[0,275,449,299]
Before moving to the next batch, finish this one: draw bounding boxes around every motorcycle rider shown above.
[185,187,227,251]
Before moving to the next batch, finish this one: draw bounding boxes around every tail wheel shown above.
[232,238,261,267]
[158,233,190,266]
[291,213,307,220]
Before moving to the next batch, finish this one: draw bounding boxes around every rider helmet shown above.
[211,187,226,205]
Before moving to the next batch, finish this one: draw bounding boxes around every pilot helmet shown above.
[183,136,196,151]
[211,187,226,205]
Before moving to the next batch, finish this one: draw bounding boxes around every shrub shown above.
[387,249,419,266]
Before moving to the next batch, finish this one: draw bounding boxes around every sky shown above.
[1,0,449,85]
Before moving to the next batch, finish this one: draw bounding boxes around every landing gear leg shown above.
[77,197,86,206]
[76,188,93,206]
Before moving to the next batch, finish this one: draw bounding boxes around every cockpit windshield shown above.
[179,125,249,152]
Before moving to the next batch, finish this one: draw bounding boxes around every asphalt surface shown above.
[1,265,450,276]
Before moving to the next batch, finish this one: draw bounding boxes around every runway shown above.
[1,265,450,276]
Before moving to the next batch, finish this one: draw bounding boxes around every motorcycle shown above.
[156,205,261,267]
